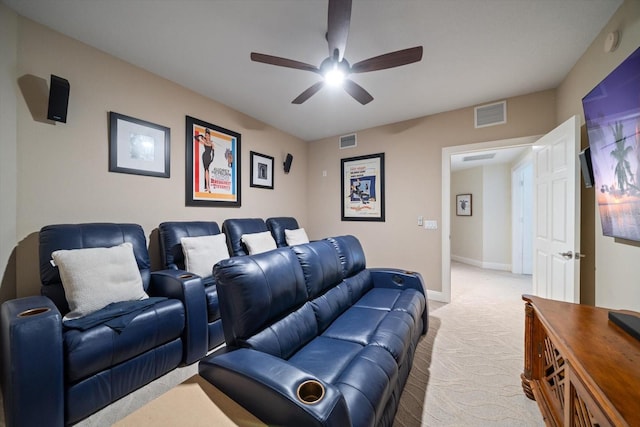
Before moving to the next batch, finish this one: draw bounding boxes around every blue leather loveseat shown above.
[199,235,428,427]
[1,223,208,426]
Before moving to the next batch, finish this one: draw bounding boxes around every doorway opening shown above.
[436,135,539,304]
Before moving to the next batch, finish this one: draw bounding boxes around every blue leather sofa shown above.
[199,235,428,427]
[158,221,226,350]
[1,223,208,426]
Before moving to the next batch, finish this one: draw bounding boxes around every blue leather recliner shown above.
[158,221,226,350]
[221,218,270,256]
[199,235,428,427]
[1,223,208,426]
[266,216,300,247]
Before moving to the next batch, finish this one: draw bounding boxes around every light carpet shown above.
[393,262,544,427]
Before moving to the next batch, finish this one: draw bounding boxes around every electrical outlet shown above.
[417,216,423,226]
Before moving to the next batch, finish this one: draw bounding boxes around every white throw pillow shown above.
[51,242,148,321]
[284,228,310,246]
[181,233,230,278]
[241,231,277,255]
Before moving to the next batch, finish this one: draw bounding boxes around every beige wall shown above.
[0,4,18,302]
[451,164,511,270]
[11,17,309,298]
[482,164,511,268]
[451,167,483,264]
[5,1,635,308]
[557,0,640,311]
[307,90,556,293]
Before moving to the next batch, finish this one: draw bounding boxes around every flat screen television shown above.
[582,46,640,241]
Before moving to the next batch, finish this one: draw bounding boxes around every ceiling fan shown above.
[250,0,423,105]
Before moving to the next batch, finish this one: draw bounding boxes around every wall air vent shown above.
[474,101,507,128]
[339,133,357,149]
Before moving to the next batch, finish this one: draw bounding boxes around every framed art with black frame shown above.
[185,115,241,207]
[108,112,170,178]
[456,194,472,216]
[250,151,274,190]
[341,152,385,221]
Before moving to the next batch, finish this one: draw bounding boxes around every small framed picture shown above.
[250,151,274,189]
[456,194,472,216]
[108,112,170,178]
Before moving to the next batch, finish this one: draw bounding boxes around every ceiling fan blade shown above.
[350,46,423,73]
[251,52,320,73]
[327,0,351,62]
[343,79,373,105]
[292,81,325,104]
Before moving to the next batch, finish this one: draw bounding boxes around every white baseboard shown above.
[451,255,511,272]
[451,255,482,268]
[427,289,447,303]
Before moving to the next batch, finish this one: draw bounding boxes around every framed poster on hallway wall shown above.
[185,116,241,207]
[341,153,385,221]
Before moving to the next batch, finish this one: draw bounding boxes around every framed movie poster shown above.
[185,116,241,207]
[341,153,385,221]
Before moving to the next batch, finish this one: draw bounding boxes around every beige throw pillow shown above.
[51,242,148,321]
[241,231,277,255]
[284,228,310,246]
[181,234,230,278]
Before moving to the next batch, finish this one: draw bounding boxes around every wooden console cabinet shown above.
[521,295,640,427]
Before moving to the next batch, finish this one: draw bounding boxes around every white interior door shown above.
[532,116,581,302]
[512,161,533,275]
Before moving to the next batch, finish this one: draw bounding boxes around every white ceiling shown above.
[3,0,622,141]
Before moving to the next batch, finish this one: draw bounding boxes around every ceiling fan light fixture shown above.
[324,65,346,86]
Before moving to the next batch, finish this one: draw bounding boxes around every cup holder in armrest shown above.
[18,307,51,318]
[296,380,325,405]
[178,274,195,279]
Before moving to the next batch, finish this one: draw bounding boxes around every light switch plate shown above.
[424,220,438,230]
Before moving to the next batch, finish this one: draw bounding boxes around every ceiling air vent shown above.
[474,101,506,128]
[463,153,496,162]
[339,133,357,149]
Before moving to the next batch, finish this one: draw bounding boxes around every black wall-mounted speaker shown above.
[47,75,70,123]
[579,146,594,188]
[284,153,293,173]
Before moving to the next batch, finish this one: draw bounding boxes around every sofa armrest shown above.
[370,268,426,295]
[199,348,351,427]
[149,270,208,364]
[1,296,64,427]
